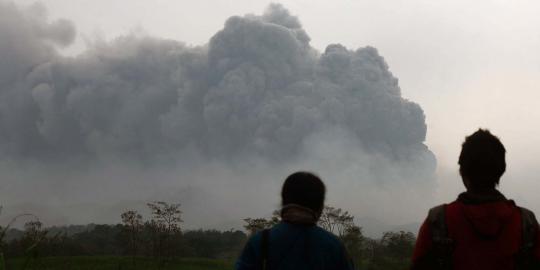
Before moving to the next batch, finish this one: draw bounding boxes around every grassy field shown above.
[5,256,233,270]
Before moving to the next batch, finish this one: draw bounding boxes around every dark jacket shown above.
[411,190,540,270]
[236,222,354,270]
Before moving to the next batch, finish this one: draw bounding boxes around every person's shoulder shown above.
[249,223,286,243]
[311,226,344,247]
[310,226,351,263]
[514,204,538,224]
[423,203,452,218]
[429,201,463,214]
[515,203,536,213]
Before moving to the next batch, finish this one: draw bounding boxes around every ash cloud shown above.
[0,2,436,234]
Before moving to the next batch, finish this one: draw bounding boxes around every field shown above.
[4,257,233,270]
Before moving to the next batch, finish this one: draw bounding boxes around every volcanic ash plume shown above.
[0,2,436,231]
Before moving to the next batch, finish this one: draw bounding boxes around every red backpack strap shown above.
[427,204,454,270]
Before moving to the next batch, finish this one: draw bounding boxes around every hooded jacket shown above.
[411,190,540,270]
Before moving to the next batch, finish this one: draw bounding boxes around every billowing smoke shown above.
[0,2,436,235]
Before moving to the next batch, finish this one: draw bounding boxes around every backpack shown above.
[428,204,539,270]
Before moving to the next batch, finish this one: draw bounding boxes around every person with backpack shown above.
[235,171,355,270]
[411,129,540,270]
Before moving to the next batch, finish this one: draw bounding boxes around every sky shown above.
[4,0,540,235]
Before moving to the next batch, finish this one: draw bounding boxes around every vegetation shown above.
[3,225,246,260]
[1,204,416,270]
[5,257,232,270]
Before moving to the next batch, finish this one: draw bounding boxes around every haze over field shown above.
[2,0,540,236]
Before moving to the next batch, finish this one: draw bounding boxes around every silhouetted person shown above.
[236,171,354,270]
[411,129,540,270]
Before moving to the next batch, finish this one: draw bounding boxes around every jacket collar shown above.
[457,189,508,205]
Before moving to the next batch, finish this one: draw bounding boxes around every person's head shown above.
[458,129,506,191]
[281,171,326,215]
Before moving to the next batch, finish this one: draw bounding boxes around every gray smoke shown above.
[0,2,435,234]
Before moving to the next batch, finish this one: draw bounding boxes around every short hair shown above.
[458,129,506,189]
[281,171,326,212]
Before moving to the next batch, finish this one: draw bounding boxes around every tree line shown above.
[1,203,416,270]
[1,202,246,268]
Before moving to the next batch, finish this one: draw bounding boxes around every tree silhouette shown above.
[243,210,281,235]
[318,206,355,237]
[121,210,143,265]
[147,201,183,260]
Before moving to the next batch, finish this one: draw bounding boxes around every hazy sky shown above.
[6,0,540,232]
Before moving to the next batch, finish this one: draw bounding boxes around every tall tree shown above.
[147,202,183,259]
[121,210,143,265]
[318,206,355,237]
